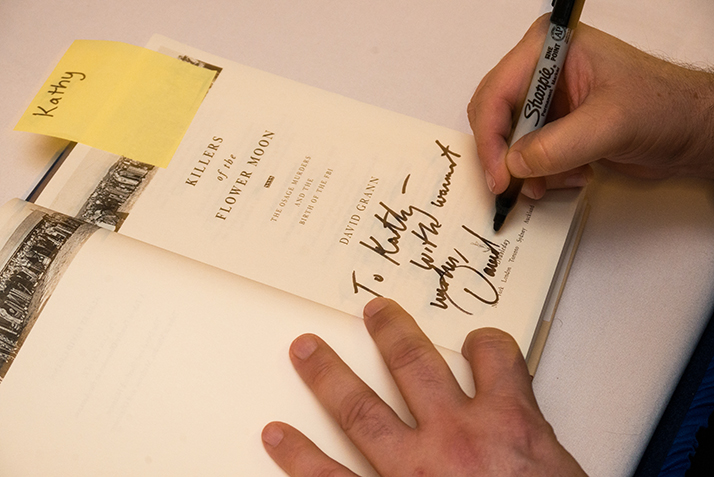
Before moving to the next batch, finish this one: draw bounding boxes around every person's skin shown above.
[262,298,586,476]
[261,16,714,477]
[469,15,714,200]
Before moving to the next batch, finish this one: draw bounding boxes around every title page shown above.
[36,36,583,354]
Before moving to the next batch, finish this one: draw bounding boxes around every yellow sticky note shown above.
[15,40,215,168]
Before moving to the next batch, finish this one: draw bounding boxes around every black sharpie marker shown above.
[493,0,585,232]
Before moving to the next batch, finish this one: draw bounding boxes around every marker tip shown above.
[493,214,505,232]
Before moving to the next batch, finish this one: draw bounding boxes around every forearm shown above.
[629,53,714,179]
[679,66,714,179]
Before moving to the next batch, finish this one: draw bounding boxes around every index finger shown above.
[468,14,550,194]
[288,332,410,461]
[362,298,467,421]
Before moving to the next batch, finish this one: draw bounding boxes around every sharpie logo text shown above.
[523,65,557,127]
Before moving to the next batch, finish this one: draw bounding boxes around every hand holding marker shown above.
[493,0,586,231]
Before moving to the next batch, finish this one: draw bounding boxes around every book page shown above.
[36,36,584,355]
[0,199,474,476]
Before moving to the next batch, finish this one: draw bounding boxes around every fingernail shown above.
[506,151,532,177]
[363,297,389,318]
[564,172,590,188]
[484,170,496,193]
[262,424,284,447]
[522,180,545,200]
[292,335,318,360]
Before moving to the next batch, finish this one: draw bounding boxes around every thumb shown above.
[505,94,629,178]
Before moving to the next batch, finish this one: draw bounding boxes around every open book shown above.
[0,36,586,475]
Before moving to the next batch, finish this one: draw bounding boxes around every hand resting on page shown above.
[262,298,586,476]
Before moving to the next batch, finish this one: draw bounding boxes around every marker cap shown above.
[550,0,585,29]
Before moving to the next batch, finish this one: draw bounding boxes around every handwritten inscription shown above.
[358,203,440,267]
[351,140,510,315]
[354,223,502,315]
[430,140,460,208]
[33,71,86,117]
[428,227,501,314]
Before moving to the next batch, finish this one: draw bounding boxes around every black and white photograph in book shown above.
[0,210,97,380]
[77,156,156,231]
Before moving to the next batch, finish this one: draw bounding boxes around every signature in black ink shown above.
[411,225,501,315]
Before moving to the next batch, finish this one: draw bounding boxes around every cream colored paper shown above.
[36,36,584,358]
[0,199,474,476]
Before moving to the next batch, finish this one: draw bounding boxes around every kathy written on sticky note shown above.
[15,40,216,168]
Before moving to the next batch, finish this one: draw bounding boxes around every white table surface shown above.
[2,1,714,475]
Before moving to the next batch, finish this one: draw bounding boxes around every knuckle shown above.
[467,82,497,127]
[467,85,489,124]
[387,335,433,373]
[387,337,449,389]
[305,356,341,388]
[498,403,554,453]
[463,328,522,365]
[466,97,479,125]
[338,389,389,439]
[530,132,565,174]
[313,465,347,477]
[467,327,517,351]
